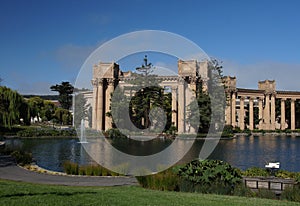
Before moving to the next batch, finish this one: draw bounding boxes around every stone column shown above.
[189,76,197,95]
[171,86,177,127]
[202,78,208,93]
[96,79,104,131]
[270,94,276,130]
[105,78,114,131]
[91,79,98,130]
[239,96,245,130]
[225,93,232,125]
[280,98,286,130]
[258,97,263,123]
[264,94,270,129]
[291,98,296,130]
[231,92,236,127]
[249,97,254,130]
[177,78,185,134]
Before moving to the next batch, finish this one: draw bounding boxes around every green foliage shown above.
[222,125,234,137]
[232,183,254,197]
[104,128,127,138]
[187,83,211,133]
[63,161,120,176]
[10,150,32,166]
[255,188,277,199]
[242,167,270,177]
[16,127,76,137]
[136,168,179,191]
[54,108,72,125]
[0,86,29,128]
[50,81,74,110]
[281,185,300,202]
[176,159,242,195]
[1,180,298,206]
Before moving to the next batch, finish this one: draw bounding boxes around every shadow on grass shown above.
[1,191,97,198]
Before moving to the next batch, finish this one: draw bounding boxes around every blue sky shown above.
[1,0,300,94]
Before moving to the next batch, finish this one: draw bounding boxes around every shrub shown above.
[255,188,277,199]
[243,167,269,177]
[281,185,300,202]
[17,127,76,137]
[222,125,234,137]
[62,161,119,176]
[10,150,32,166]
[105,128,127,138]
[136,168,179,191]
[176,159,242,195]
[232,183,254,197]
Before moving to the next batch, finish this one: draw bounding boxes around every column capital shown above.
[97,78,104,85]
[178,78,185,85]
[281,98,286,102]
[106,78,115,85]
[291,98,296,102]
[189,76,199,85]
[171,86,178,92]
[240,96,245,101]
[91,79,98,87]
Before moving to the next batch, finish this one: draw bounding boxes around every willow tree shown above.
[0,86,29,128]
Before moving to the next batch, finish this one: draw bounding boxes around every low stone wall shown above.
[243,177,296,194]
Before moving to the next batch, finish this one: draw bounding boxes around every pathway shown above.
[0,156,138,186]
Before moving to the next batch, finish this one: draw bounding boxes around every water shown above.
[4,134,300,172]
[78,119,88,143]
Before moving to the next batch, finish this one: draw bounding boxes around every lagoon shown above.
[4,134,300,172]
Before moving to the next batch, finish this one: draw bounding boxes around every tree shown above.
[186,58,226,133]
[27,96,44,122]
[40,100,56,122]
[187,82,211,133]
[54,108,72,125]
[110,56,172,133]
[126,56,169,131]
[0,86,29,128]
[50,81,74,110]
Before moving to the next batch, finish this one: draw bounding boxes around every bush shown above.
[136,168,179,191]
[176,159,242,195]
[255,188,277,199]
[222,125,234,137]
[63,161,119,176]
[17,127,76,137]
[281,185,300,202]
[10,150,32,166]
[232,183,254,197]
[243,167,270,177]
[104,128,127,138]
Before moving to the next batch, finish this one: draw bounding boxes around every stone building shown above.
[78,60,300,132]
[87,60,211,134]
[224,76,300,130]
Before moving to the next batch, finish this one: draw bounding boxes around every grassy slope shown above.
[1,180,300,206]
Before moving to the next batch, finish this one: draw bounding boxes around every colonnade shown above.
[226,92,297,130]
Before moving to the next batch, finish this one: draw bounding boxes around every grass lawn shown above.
[0,179,300,206]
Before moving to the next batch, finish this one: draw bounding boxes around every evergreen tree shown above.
[50,81,74,110]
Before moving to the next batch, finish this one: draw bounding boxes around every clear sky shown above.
[1,0,300,94]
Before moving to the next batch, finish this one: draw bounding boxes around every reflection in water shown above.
[4,135,300,172]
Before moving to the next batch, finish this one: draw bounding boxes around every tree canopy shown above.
[0,86,29,128]
[50,81,74,110]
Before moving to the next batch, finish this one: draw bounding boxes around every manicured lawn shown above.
[0,179,300,206]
